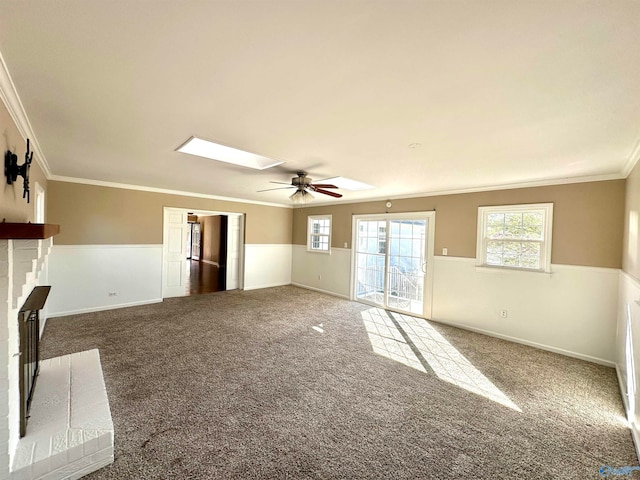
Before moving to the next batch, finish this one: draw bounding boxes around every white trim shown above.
[439,255,620,274]
[307,214,332,254]
[0,51,52,178]
[431,316,614,367]
[617,365,631,415]
[243,243,292,248]
[475,265,552,277]
[243,281,291,291]
[351,211,436,220]
[433,255,475,262]
[291,282,350,300]
[554,263,621,274]
[617,365,640,461]
[476,203,553,273]
[622,134,640,178]
[302,173,625,207]
[622,270,640,290]
[34,181,45,223]
[47,299,163,318]
[49,175,292,209]
[52,244,163,249]
[350,211,436,318]
[330,247,351,252]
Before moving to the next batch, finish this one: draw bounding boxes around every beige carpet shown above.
[41,286,638,479]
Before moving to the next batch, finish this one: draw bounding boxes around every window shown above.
[308,215,332,253]
[477,203,553,272]
[34,182,45,223]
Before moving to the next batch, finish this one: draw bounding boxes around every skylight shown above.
[322,176,375,191]
[176,136,284,170]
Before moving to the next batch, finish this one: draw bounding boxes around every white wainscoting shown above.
[291,248,618,365]
[47,245,163,317]
[291,245,351,298]
[432,256,619,365]
[243,244,292,290]
[616,271,640,457]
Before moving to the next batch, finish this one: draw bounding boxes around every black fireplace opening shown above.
[18,285,50,438]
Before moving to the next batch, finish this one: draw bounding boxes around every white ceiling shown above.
[0,0,638,206]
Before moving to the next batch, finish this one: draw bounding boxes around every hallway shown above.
[185,260,223,295]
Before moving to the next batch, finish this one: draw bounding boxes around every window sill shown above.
[475,265,551,277]
[306,249,331,255]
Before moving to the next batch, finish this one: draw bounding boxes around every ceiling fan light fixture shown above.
[290,189,314,204]
[176,136,284,170]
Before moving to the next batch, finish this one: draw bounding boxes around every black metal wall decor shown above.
[4,138,33,203]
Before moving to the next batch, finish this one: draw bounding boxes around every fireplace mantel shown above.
[0,222,60,239]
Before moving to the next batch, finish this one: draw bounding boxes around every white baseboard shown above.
[47,299,163,318]
[291,282,350,300]
[430,316,615,367]
[243,282,291,291]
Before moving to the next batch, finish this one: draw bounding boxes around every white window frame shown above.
[307,215,332,254]
[476,203,553,273]
[34,182,45,223]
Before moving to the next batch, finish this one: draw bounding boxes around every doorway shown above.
[351,212,435,318]
[162,207,245,298]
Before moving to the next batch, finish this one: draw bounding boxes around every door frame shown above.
[350,211,436,319]
[161,207,245,298]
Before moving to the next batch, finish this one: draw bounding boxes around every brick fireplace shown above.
[0,224,114,480]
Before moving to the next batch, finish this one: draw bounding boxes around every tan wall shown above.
[624,162,640,278]
[293,180,625,268]
[0,100,47,222]
[47,181,292,245]
[201,215,221,263]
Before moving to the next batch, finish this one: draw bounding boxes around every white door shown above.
[226,214,242,290]
[162,209,190,298]
[353,212,435,318]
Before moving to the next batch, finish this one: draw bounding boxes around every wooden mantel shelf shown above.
[0,223,60,239]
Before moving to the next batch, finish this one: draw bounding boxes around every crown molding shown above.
[0,51,52,178]
[302,172,626,208]
[622,134,640,178]
[49,175,293,209]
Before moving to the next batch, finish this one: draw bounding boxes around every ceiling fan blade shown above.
[257,186,296,192]
[312,187,343,198]
[310,184,338,189]
[269,181,292,185]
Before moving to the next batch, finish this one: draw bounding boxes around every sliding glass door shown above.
[353,213,434,317]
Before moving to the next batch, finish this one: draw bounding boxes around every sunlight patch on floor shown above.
[361,308,521,411]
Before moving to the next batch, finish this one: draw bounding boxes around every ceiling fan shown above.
[258,171,343,204]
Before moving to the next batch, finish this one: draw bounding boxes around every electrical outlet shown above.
[500,309,508,318]
[442,248,448,256]
[108,292,117,297]
[344,242,348,248]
